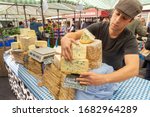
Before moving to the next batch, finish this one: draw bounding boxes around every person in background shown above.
[127,18,147,38]
[147,22,150,33]
[103,17,110,22]
[19,21,25,28]
[61,0,142,86]
[144,34,150,80]
[30,17,43,40]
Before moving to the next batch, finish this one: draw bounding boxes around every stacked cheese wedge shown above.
[61,29,102,74]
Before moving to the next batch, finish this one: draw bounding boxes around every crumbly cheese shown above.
[35,41,47,48]
[72,42,86,59]
[79,29,95,44]
[11,42,21,50]
[61,58,89,74]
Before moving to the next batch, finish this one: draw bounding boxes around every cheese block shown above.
[72,42,86,59]
[28,44,36,50]
[54,46,61,55]
[17,35,25,42]
[20,37,36,51]
[35,41,47,48]
[53,55,61,69]
[89,59,102,69]
[86,39,102,61]
[27,30,37,39]
[20,28,30,36]
[61,58,89,74]
[11,42,21,50]
[78,39,102,69]
[79,29,95,44]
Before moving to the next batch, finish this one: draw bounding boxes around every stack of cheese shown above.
[20,28,37,39]
[11,50,26,64]
[43,64,75,100]
[25,57,43,79]
[19,37,36,51]
[61,29,102,74]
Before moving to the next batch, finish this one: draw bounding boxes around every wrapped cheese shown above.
[61,57,89,74]
[79,29,95,44]
[35,41,47,48]
[11,42,21,50]
[72,42,86,59]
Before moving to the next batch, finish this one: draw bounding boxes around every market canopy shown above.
[0,0,150,20]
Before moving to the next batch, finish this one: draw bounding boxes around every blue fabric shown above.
[3,52,54,100]
[112,77,150,100]
[75,63,119,100]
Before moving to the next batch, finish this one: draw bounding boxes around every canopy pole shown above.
[16,3,19,15]
[41,0,45,29]
[79,11,81,29]
[23,5,28,28]
[74,11,76,31]
[57,9,60,38]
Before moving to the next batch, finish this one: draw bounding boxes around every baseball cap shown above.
[115,0,143,18]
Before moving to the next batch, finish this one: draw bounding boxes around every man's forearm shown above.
[104,64,139,84]
[63,30,84,40]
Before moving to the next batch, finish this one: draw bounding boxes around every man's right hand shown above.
[61,37,78,61]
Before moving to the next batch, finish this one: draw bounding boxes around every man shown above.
[30,17,43,40]
[61,0,142,86]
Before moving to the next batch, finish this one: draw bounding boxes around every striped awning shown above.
[0,0,150,9]
[0,0,40,5]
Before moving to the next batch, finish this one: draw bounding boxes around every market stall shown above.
[1,0,150,100]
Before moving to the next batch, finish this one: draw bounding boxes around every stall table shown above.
[3,51,150,100]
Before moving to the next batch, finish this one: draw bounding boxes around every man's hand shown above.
[61,37,78,61]
[76,72,108,86]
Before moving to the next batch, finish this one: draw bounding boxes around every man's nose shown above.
[115,16,122,23]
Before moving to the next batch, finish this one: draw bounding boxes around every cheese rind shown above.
[61,58,89,74]
[79,39,102,69]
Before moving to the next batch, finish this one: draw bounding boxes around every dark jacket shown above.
[145,35,150,61]
[30,21,42,35]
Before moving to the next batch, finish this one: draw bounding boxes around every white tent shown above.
[0,0,150,20]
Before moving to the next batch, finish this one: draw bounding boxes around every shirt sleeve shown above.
[124,35,139,55]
